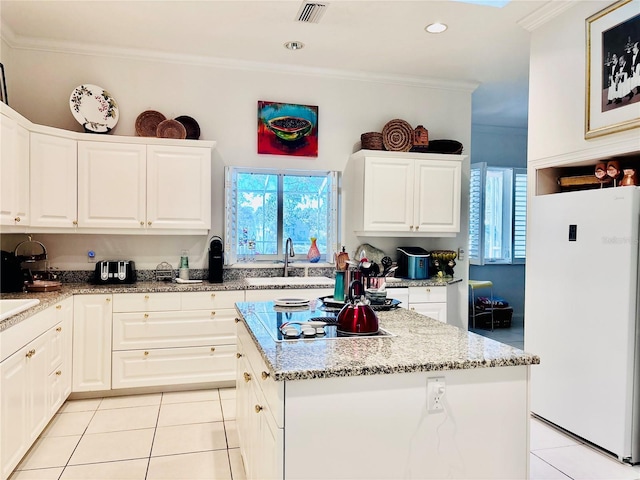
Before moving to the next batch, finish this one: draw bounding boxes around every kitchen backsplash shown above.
[54,266,336,284]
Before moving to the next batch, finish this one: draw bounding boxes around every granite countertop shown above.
[0,276,462,332]
[235,301,539,381]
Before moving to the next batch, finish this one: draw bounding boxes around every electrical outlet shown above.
[427,377,445,413]
[87,250,96,263]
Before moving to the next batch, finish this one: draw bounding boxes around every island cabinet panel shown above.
[284,367,529,480]
[236,329,284,480]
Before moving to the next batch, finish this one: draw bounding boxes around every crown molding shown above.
[517,0,580,32]
[0,21,478,93]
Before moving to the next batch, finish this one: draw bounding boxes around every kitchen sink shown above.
[245,276,334,287]
[0,298,41,321]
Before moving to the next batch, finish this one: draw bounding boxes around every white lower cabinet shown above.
[72,294,113,392]
[111,291,241,389]
[0,298,72,480]
[236,323,284,480]
[408,285,448,322]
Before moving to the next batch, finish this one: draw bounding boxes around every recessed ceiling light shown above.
[284,41,305,50]
[425,23,448,34]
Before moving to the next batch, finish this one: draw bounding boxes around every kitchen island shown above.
[235,300,539,480]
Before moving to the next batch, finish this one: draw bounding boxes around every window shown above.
[224,167,338,264]
[469,163,527,265]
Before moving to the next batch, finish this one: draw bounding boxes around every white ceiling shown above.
[0,0,574,128]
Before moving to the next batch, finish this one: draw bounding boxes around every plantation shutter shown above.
[469,163,485,265]
[512,168,527,264]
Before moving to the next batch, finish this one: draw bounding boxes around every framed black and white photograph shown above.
[585,0,640,139]
[0,63,7,106]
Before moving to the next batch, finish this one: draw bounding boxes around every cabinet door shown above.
[409,302,447,322]
[0,114,29,226]
[77,141,146,229]
[0,345,29,480]
[146,145,211,230]
[414,159,461,233]
[73,294,113,392]
[49,298,73,409]
[30,133,77,228]
[362,157,414,232]
[26,333,50,441]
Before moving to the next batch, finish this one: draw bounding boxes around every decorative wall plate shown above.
[69,84,119,133]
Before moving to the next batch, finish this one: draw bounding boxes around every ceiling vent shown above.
[295,2,328,23]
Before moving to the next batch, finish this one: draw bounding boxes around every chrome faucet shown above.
[283,237,295,277]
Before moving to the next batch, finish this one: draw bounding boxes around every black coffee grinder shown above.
[208,236,224,283]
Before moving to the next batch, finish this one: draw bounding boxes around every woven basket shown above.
[427,139,463,154]
[135,110,166,137]
[361,132,384,150]
[382,119,413,152]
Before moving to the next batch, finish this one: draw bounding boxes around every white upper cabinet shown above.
[0,113,30,227]
[414,158,461,233]
[146,145,211,231]
[77,142,211,232]
[30,133,78,228]
[77,141,146,229]
[345,150,464,236]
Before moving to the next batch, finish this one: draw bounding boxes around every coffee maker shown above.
[208,236,224,283]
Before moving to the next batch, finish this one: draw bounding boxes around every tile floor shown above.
[9,389,245,480]
[9,387,640,480]
[470,314,525,350]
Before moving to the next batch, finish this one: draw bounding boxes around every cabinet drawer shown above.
[113,311,236,350]
[237,324,283,427]
[408,286,447,303]
[112,292,181,312]
[112,345,236,389]
[181,291,244,310]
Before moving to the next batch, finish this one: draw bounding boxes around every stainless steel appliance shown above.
[396,247,430,279]
[526,187,640,464]
[94,260,137,284]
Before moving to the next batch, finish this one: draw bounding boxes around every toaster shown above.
[94,260,137,284]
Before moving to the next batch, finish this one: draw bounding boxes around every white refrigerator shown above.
[525,186,640,464]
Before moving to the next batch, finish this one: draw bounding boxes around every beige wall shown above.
[528,1,640,165]
[2,41,473,273]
